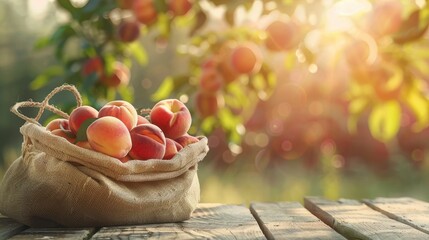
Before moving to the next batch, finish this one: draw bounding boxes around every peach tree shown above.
[33,0,429,169]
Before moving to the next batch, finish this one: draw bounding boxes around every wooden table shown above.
[1,197,429,239]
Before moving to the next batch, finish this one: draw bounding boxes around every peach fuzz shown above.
[150,99,192,139]
[129,124,166,160]
[87,116,132,158]
[51,129,76,143]
[98,100,138,130]
[175,134,199,148]
[163,138,183,160]
[46,118,69,132]
[69,106,99,135]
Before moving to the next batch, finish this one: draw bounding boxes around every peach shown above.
[217,43,240,84]
[150,99,192,139]
[46,118,69,132]
[167,0,192,16]
[98,100,138,130]
[76,141,93,150]
[265,19,300,51]
[100,62,130,87]
[163,138,183,160]
[175,134,199,148]
[118,20,140,43]
[230,43,262,74]
[119,155,132,163]
[51,129,76,143]
[69,106,99,135]
[137,115,150,125]
[129,123,166,160]
[87,116,132,158]
[117,0,135,9]
[81,57,103,77]
[195,92,222,118]
[366,0,403,38]
[199,68,222,93]
[133,0,157,25]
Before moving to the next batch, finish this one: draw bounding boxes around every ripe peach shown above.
[150,99,192,139]
[129,123,166,160]
[46,118,69,132]
[87,116,132,158]
[163,138,183,160]
[118,20,140,43]
[117,0,135,9]
[119,155,132,163]
[133,0,157,25]
[175,134,199,148]
[199,68,222,93]
[100,62,130,88]
[76,141,93,150]
[69,106,99,135]
[81,57,103,77]
[167,0,192,16]
[51,129,76,143]
[366,0,403,38]
[230,43,262,74]
[265,19,300,51]
[217,43,240,83]
[98,100,138,131]
[195,92,222,118]
[137,115,150,125]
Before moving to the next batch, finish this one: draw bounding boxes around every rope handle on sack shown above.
[10,84,83,125]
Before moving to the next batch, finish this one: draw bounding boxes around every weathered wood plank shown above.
[0,214,27,239]
[9,227,96,240]
[304,197,429,240]
[90,203,265,239]
[250,202,346,240]
[363,197,429,235]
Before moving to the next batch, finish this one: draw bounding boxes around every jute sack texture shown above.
[0,85,209,227]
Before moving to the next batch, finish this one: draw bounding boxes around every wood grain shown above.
[363,197,429,234]
[250,202,346,240]
[304,197,429,240]
[9,227,96,240]
[90,203,265,239]
[0,214,27,239]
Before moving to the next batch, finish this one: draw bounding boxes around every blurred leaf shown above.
[51,24,76,45]
[225,7,235,26]
[153,0,168,13]
[82,0,102,13]
[82,73,99,90]
[190,10,207,36]
[405,83,429,131]
[56,0,77,16]
[201,116,217,133]
[369,100,401,141]
[128,42,148,65]
[34,37,52,49]
[349,98,368,115]
[393,9,429,44]
[117,85,134,102]
[218,107,239,130]
[284,52,296,70]
[151,75,190,101]
[157,13,171,38]
[31,66,64,90]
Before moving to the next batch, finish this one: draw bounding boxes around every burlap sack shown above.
[0,85,209,227]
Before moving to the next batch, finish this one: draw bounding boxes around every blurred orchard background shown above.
[1,0,429,203]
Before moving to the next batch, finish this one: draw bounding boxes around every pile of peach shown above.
[45,99,199,162]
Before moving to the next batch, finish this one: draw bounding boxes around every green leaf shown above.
[128,42,148,65]
[30,66,64,90]
[190,10,207,36]
[153,0,168,13]
[348,98,368,115]
[405,83,429,131]
[34,36,52,50]
[393,9,429,44]
[201,116,217,133]
[151,75,190,101]
[56,0,76,15]
[117,85,134,102]
[368,101,401,141]
[75,118,97,143]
